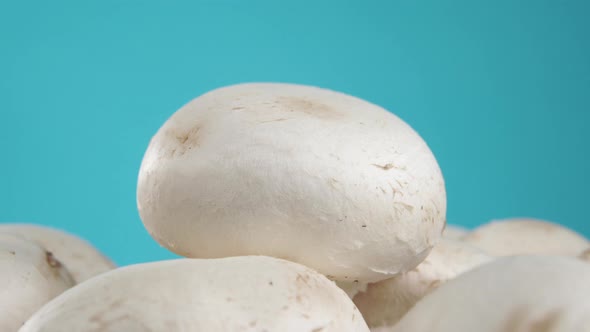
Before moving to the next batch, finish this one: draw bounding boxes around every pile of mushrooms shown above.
[2,83,589,331]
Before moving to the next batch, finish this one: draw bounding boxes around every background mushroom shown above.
[20,256,369,332]
[137,83,447,283]
[391,255,590,332]
[0,223,115,283]
[462,218,589,256]
[351,238,493,328]
[442,224,468,240]
[0,233,74,332]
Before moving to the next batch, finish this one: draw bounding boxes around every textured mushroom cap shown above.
[352,239,492,328]
[442,224,468,240]
[137,83,446,283]
[579,248,590,262]
[0,233,74,331]
[19,256,369,332]
[392,255,590,332]
[0,223,115,283]
[463,218,589,256]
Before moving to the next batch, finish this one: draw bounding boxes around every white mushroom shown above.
[350,239,493,328]
[336,280,370,299]
[462,218,589,256]
[579,248,590,262]
[391,255,590,332]
[442,224,468,240]
[20,256,369,332]
[0,233,74,331]
[0,223,115,283]
[137,83,446,283]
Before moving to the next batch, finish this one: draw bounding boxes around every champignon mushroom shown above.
[137,83,446,283]
[391,255,590,332]
[442,224,468,240]
[0,233,74,331]
[350,239,493,328]
[19,256,370,332]
[0,223,115,283]
[462,218,589,256]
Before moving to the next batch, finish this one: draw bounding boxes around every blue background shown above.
[1,1,588,265]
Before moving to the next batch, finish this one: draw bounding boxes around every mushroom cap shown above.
[352,239,492,328]
[442,224,468,240]
[392,255,590,332]
[463,218,589,256]
[137,83,446,282]
[0,223,115,283]
[0,233,74,331]
[336,280,370,298]
[19,256,369,332]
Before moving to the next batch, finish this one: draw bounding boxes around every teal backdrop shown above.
[1,1,588,265]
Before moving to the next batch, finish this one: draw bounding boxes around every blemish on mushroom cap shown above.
[163,125,202,158]
[137,82,447,283]
[501,307,564,332]
[0,223,115,283]
[0,233,75,331]
[274,95,341,119]
[45,251,61,268]
[579,248,590,262]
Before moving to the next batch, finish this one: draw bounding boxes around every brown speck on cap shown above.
[372,163,396,170]
[166,125,202,157]
[45,251,61,268]
[502,308,563,332]
[275,96,339,119]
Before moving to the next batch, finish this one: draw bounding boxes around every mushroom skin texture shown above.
[137,83,446,283]
[337,280,369,298]
[442,224,468,240]
[19,256,369,332]
[351,239,493,328]
[0,233,74,332]
[0,223,115,283]
[462,218,589,256]
[579,248,590,262]
[392,255,590,332]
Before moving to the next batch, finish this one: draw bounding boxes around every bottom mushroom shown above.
[19,256,369,332]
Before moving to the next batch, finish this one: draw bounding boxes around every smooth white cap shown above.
[137,83,447,283]
[19,256,369,332]
[463,218,589,256]
[392,255,590,332]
